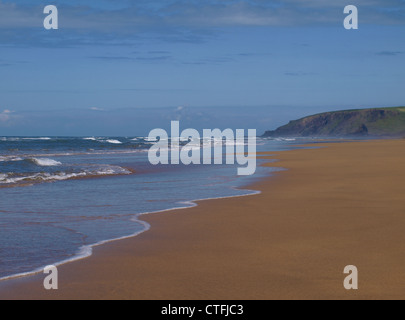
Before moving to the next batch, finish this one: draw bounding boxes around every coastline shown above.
[0,188,261,284]
[1,139,405,299]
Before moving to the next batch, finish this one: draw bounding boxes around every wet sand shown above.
[1,139,405,300]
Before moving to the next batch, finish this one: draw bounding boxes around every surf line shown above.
[147,121,256,176]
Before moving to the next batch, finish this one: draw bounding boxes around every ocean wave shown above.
[144,137,158,142]
[0,137,54,142]
[0,156,24,162]
[274,138,296,142]
[0,149,149,163]
[105,139,122,144]
[0,137,22,142]
[0,156,62,166]
[30,158,62,167]
[21,137,52,141]
[0,165,132,185]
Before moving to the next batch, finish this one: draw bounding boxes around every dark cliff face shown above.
[263,107,405,138]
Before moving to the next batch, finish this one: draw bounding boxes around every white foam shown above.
[31,158,62,166]
[105,139,122,144]
[0,219,151,282]
[0,165,132,185]
[274,137,297,142]
[144,137,158,142]
[43,172,87,181]
[22,137,52,141]
[0,156,24,162]
[0,174,40,184]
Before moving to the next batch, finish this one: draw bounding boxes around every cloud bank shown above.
[0,0,404,46]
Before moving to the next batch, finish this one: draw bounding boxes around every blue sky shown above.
[0,0,405,135]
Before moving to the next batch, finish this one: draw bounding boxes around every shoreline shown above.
[0,144,273,282]
[0,188,261,283]
[0,147,278,288]
[1,139,405,299]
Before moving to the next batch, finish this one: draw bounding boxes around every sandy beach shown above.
[1,139,405,300]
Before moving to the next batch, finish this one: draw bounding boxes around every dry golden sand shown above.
[1,139,405,300]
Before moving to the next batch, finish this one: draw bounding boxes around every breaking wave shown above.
[30,158,62,167]
[0,165,132,186]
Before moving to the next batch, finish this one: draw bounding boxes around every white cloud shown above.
[1,0,404,31]
[0,2,42,28]
[0,0,404,47]
[0,110,11,122]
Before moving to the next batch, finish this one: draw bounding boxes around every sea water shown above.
[0,136,303,280]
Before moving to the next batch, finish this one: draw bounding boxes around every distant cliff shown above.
[262,107,405,138]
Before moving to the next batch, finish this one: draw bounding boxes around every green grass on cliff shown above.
[264,106,405,137]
